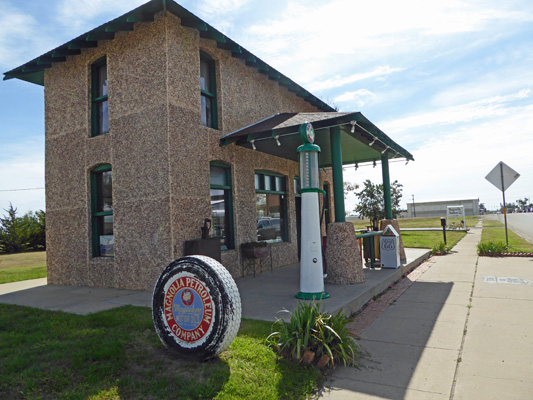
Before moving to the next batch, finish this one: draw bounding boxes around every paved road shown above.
[494,213,533,244]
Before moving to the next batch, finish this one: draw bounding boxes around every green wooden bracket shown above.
[22,64,48,73]
[105,22,135,32]
[200,28,227,43]
[268,70,281,80]
[52,48,81,57]
[257,62,269,74]
[126,12,155,23]
[180,18,208,31]
[86,31,115,41]
[68,41,98,50]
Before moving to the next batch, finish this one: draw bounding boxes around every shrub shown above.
[431,241,451,255]
[266,301,364,368]
[477,241,508,256]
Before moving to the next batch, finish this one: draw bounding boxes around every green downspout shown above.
[381,154,393,220]
[330,126,345,222]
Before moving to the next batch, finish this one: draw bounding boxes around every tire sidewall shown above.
[152,256,240,360]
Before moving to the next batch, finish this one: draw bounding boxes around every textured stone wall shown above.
[44,12,332,290]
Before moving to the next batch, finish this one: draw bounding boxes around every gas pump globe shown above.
[296,122,330,299]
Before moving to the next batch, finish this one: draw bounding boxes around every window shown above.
[91,58,109,136]
[200,52,218,129]
[255,171,288,243]
[91,165,113,257]
[210,162,234,249]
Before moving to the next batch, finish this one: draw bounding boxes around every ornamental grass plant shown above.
[477,241,508,256]
[266,301,364,369]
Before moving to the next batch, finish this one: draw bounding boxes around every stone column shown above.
[325,222,365,284]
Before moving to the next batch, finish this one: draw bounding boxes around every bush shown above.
[477,241,508,256]
[266,301,364,369]
[431,241,451,255]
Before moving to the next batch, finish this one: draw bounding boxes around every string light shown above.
[250,139,256,150]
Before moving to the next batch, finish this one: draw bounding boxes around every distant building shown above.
[407,199,479,218]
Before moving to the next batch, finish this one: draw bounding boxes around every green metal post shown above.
[330,126,345,222]
[381,154,393,220]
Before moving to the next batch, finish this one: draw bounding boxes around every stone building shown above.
[4,0,413,290]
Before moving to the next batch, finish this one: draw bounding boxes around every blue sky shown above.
[1,0,532,215]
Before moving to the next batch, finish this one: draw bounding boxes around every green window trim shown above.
[200,51,218,129]
[210,161,234,250]
[255,171,289,243]
[91,164,113,257]
[91,57,109,137]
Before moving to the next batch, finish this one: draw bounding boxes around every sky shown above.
[1,0,532,215]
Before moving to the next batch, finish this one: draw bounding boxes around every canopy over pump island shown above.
[4,0,413,292]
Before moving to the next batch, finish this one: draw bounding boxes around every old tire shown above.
[152,255,241,360]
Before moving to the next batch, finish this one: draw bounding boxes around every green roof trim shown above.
[3,0,334,112]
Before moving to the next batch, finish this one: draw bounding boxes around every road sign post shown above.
[485,162,520,247]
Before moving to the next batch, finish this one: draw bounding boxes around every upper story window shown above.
[255,171,288,243]
[91,58,109,136]
[91,164,113,257]
[200,52,218,129]
[210,162,234,250]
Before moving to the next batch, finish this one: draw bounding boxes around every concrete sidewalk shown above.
[321,227,533,399]
[0,248,430,319]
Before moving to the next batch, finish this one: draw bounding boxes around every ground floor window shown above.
[210,162,234,250]
[255,171,288,243]
[91,164,113,257]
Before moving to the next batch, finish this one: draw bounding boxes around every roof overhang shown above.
[220,112,414,167]
[3,0,334,112]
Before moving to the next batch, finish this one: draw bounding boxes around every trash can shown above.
[380,225,400,269]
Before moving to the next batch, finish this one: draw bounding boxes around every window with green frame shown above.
[91,57,109,136]
[210,162,234,250]
[255,171,288,243]
[200,51,218,129]
[91,164,113,257]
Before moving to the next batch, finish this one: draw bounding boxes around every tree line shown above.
[0,204,45,254]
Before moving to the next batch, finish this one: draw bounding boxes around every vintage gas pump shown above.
[296,122,330,300]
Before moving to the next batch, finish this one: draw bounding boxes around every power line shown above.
[0,187,45,192]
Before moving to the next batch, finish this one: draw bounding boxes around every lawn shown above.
[0,305,322,400]
[351,216,480,230]
[480,218,533,253]
[0,251,46,284]
[350,216,480,249]
[401,231,465,249]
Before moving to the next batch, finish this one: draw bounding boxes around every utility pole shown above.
[412,195,416,218]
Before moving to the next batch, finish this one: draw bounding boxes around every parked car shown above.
[257,218,277,240]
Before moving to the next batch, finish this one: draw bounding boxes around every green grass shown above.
[351,216,480,230]
[480,219,533,253]
[401,231,466,249]
[0,251,47,284]
[350,216,478,250]
[0,305,321,400]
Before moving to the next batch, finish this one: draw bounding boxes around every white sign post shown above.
[485,161,520,247]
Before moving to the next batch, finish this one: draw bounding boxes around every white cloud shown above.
[196,0,251,17]
[55,0,147,33]
[381,89,531,135]
[240,0,533,89]
[0,3,49,69]
[308,66,403,92]
[334,89,377,107]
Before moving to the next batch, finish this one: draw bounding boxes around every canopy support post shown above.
[381,154,393,220]
[330,126,345,222]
